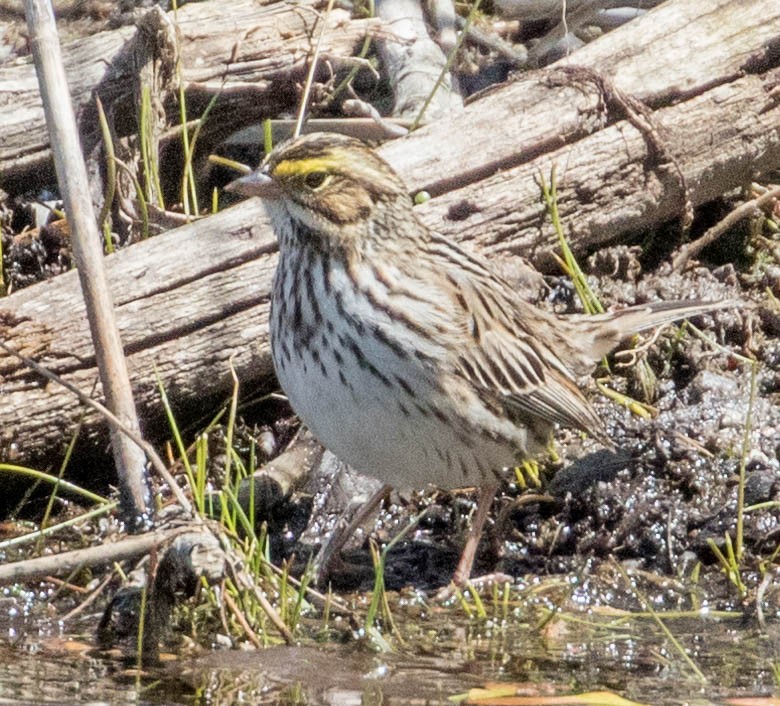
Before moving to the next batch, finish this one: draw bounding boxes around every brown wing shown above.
[441,259,607,442]
[456,325,607,440]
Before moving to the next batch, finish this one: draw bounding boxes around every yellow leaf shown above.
[462,686,650,706]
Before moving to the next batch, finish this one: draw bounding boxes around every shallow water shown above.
[0,596,777,706]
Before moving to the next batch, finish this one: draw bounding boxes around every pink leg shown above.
[315,483,392,584]
[452,483,498,586]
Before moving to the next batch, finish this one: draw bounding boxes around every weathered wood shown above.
[1,0,779,472]
[25,0,149,522]
[0,0,379,191]
[376,0,463,121]
[382,0,780,265]
[0,205,278,469]
[0,526,195,584]
[415,67,780,270]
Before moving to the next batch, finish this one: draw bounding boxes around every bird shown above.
[226,131,731,587]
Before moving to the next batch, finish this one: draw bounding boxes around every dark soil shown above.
[1,0,777,648]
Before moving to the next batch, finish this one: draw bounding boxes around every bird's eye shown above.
[303,171,328,189]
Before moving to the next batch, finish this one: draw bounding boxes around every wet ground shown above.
[1,211,777,704]
[1,2,779,704]
[0,585,777,706]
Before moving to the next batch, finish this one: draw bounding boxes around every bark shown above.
[0,526,195,583]
[0,0,379,192]
[1,0,778,471]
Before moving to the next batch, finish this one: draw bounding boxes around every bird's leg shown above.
[314,483,392,585]
[452,483,498,586]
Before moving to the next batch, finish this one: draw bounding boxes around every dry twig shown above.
[672,185,780,270]
[24,0,149,526]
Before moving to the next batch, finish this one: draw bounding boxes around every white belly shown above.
[275,342,523,488]
[270,253,526,489]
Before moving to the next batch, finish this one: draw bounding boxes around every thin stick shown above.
[0,526,194,584]
[0,341,192,515]
[59,573,115,623]
[23,0,150,527]
[672,184,780,270]
[293,0,336,138]
[223,590,263,648]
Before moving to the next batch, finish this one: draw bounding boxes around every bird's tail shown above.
[560,299,736,374]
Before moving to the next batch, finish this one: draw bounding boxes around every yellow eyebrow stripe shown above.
[273,157,339,178]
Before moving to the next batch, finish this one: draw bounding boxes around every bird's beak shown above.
[225,169,281,199]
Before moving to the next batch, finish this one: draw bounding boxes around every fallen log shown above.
[1,0,778,475]
[0,0,378,192]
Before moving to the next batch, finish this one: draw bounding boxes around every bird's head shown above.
[227,132,414,254]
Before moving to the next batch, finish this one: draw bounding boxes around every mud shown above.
[246,244,779,602]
